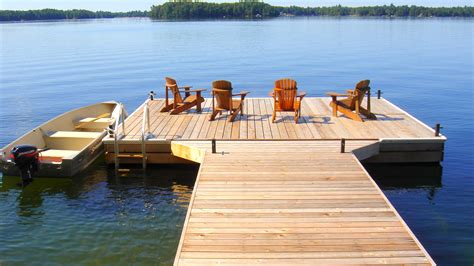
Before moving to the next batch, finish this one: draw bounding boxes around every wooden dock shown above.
[101,97,445,265]
[171,141,435,265]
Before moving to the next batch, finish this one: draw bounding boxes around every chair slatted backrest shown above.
[165,77,183,104]
[212,80,233,110]
[349,80,370,110]
[275,79,297,111]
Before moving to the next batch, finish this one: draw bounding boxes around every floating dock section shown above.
[103,97,445,265]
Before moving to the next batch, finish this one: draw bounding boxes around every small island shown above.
[0,0,473,21]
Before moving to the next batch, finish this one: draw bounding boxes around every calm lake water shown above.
[0,17,473,265]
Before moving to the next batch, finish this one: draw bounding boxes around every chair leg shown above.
[359,107,377,120]
[209,110,220,121]
[170,103,194,115]
[196,102,202,113]
[160,103,174,113]
[337,107,364,122]
[229,109,240,122]
[272,110,276,123]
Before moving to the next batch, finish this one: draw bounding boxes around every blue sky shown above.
[1,0,471,11]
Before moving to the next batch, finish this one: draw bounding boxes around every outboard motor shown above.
[10,145,40,187]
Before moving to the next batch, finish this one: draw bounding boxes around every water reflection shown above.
[0,163,197,264]
[364,163,443,202]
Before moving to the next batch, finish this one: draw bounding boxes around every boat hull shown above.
[0,102,123,177]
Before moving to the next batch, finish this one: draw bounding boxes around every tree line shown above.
[150,3,474,19]
[0,9,148,21]
[0,3,472,22]
[150,2,279,19]
[279,5,474,17]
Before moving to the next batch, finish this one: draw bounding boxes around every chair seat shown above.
[231,100,242,110]
[214,100,242,112]
[182,94,204,104]
[335,99,353,110]
[183,95,198,103]
[274,100,300,112]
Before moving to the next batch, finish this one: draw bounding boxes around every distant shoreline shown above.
[0,9,148,22]
[2,16,474,24]
[150,3,474,20]
[1,4,473,22]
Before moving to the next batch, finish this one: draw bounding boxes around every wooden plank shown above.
[254,99,265,139]
[181,108,203,139]
[178,257,430,265]
[213,111,227,139]
[264,98,280,139]
[179,250,425,259]
[170,115,191,140]
[244,98,255,139]
[198,101,214,139]
[229,113,240,139]
[238,99,249,139]
[259,99,273,139]
[189,99,212,139]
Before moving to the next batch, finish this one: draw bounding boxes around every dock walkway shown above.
[171,141,435,265]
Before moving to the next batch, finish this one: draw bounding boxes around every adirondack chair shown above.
[209,80,249,122]
[160,77,206,115]
[270,79,306,123]
[327,80,377,122]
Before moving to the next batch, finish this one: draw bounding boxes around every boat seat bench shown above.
[77,118,114,123]
[48,131,103,139]
[40,149,80,161]
[75,117,115,130]
[45,131,103,150]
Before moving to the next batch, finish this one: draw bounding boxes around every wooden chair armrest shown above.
[188,88,207,93]
[179,86,193,90]
[346,89,354,94]
[297,91,306,98]
[232,91,250,96]
[234,91,250,100]
[327,92,349,97]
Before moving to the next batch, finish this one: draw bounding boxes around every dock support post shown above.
[212,139,216,154]
[377,90,382,99]
[340,138,346,153]
[435,123,442,137]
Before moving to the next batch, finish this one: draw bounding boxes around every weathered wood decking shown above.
[171,141,435,265]
[116,97,438,141]
[102,97,444,265]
